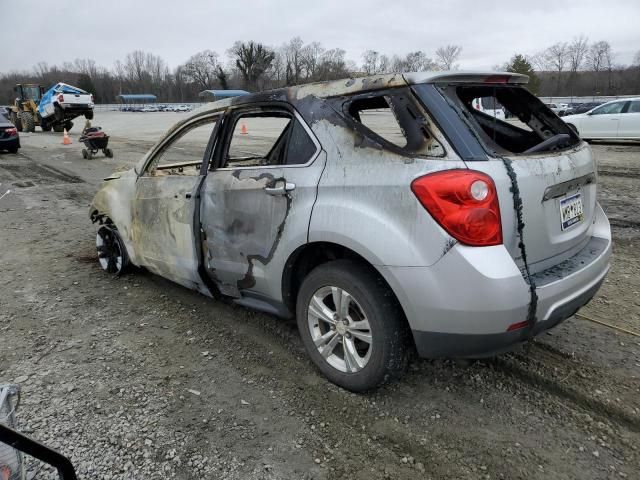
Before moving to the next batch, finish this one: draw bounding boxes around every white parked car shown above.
[472,97,505,120]
[141,106,159,112]
[174,104,191,112]
[563,98,640,140]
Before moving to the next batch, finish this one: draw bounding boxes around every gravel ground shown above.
[0,112,639,479]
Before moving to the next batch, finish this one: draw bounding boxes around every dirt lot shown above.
[1,111,639,480]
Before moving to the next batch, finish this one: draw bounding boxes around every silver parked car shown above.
[90,72,611,391]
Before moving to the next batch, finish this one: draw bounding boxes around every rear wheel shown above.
[82,149,88,159]
[296,260,410,392]
[19,112,35,133]
[8,146,18,154]
[96,225,129,275]
[41,123,52,132]
[85,111,94,120]
[104,148,113,158]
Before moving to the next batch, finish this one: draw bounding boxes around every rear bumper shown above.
[379,203,611,358]
[411,270,605,357]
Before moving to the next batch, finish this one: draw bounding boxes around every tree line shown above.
[1,36,638,104]
[502,37,640,97]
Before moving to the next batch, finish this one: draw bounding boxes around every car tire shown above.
[82,149,88,159]
[96,225,129,275]
[19,112,35,133]
[296,259,410,392]
[52,124,64,133]
[41,123,52,132]
[54,105,65,122]
[10,112,22,132]
[105,148,113,158]
[8,146,18,154]
[85,111,94,120]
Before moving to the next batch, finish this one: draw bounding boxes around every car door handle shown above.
[264,182,295,196]
[185,193,192,199]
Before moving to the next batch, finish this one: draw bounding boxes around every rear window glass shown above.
[441,85,579,155]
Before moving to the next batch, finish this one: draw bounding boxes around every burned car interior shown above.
[442,84,580,155]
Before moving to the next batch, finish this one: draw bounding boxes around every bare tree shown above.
[183,50,219,90]
[361,50,390,74]
[435,45,462,70]
[544,42,569,94]
[230,41,275,90]
[316,48,350,80]
[283,37,305,85]
[568,36,589,74]
[566,36,589,97]
[302,41,325,80]
[587,41,612,92]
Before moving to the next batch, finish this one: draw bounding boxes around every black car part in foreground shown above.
[0,423,78,480]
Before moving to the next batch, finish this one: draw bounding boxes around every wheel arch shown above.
[281,241,413,343]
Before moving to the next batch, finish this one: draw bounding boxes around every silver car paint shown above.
[90,71,611,356]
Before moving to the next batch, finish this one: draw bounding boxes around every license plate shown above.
[560,193,584,230]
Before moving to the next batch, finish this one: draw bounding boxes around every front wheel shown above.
[296,260,410,392]
[96,225,129,274]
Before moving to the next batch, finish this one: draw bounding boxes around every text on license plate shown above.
[560,193,584,230]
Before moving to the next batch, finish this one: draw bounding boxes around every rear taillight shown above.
[57,93,64,103]
[411,169,502,246]
[91,94,94,103]
[5,127,17,136]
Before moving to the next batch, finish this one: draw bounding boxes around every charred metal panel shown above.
[200,169,285,296]
[89,170,139,264]
[131,175,204,290]
[308,117,465,268]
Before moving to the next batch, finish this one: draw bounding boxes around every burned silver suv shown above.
[90,72,611,391]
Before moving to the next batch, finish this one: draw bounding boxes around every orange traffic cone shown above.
[62,128,72,145]
[240,122,248,135]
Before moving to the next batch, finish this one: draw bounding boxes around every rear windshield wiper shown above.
[523,134,570,154]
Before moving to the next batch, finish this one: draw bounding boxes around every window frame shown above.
[437,83,580,156]
[337,87,446,158]
[139,112,222,177]
[211,103,321,172]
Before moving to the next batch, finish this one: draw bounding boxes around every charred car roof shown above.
[190,71,529,116]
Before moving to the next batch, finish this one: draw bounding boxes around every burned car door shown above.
[132,114,220,291]
[200,105,324,300]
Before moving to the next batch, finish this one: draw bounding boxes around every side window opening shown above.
[344,91,444,157]
[145,117,217,176]
[348,96,407,148]
[444,85,579,155]
[220,110,317,168]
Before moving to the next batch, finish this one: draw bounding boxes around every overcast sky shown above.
[1,0,639,73]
